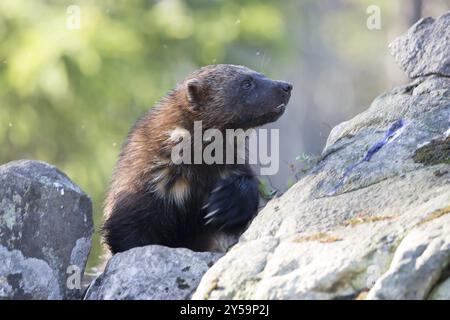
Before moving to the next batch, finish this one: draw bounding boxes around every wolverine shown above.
[102,64,292,254]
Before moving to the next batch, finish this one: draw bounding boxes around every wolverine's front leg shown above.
[202,174,259,232]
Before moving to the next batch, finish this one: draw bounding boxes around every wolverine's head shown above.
[181,64,292,129]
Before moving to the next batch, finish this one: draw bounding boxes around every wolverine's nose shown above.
[278,81,293,93]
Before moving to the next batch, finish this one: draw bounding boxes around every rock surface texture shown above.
[84,245,221,300]
[0,160,93,299]
[193,12,450,300]
[389,12,450,79]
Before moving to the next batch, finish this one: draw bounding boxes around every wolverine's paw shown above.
[203,175,259,231]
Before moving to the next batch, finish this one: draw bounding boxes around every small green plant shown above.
[286,152,319,187]
[258,178,279,200]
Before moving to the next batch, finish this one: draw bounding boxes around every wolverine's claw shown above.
[211,185,223,193]
[204,209,220,220]
[202,202,211,210]
[202,175,259,230]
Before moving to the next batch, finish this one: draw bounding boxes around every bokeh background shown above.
[1,0,449,269]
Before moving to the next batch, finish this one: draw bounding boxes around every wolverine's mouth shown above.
[271,103,287,115]
[275,103,286,112]
[244,102,287,128]
[262,103,286,119]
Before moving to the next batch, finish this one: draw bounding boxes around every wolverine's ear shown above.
[186,79,204,109]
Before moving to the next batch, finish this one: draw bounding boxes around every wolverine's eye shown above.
[241,79,253,90]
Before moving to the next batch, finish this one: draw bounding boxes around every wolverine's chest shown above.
[149,162,237,208]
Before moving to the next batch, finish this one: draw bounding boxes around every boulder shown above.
[0,160,93,299]
[390,12,450,78]
[193,13,450,300]
[84,245,221,300]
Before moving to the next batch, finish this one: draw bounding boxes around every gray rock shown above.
[0,160,93,299]
[429,277,450,300]
[389,12,450,79]
[193,14,450,300]
[84,245,222,300]
[0,246,60,299]
[367,214,450,299]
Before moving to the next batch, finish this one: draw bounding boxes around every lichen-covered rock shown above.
[389,12,450,78]
[193,12,450,300]
[0,246,60,299]
[84,245,221,300]
[367,213,450,300]
[0,160,93,299]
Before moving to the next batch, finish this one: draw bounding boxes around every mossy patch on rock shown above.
[419,205,450,225]
[413,136,450,165]
[342,214,395,227]
[292,232,343,243]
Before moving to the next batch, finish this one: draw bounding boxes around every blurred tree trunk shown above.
[409,0,423,25]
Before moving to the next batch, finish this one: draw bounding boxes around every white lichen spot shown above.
[0,199,17,230]
[13,193,22,204]
[53,182,67,197]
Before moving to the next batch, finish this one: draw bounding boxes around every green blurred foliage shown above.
[0,0,290,268]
